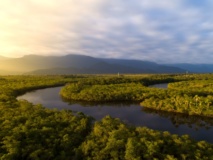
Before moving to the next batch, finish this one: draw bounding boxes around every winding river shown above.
[17,84,213,143]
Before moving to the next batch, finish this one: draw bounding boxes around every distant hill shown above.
[0,54,187,75]
[101,59,184,74]
[0,69,10,75]
[26,62,147,75]
[165,63,213,73]
[0,55,9,60]
[0,70,22,75]
[0,56,19,74]
[0,54,101,73]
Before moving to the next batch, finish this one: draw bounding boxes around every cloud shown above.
[0,0,103,56]
[0,0,213,63]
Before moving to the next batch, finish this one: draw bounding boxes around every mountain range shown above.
[165,63,213,73]
[0,54,212,75]
[0,55,9,60]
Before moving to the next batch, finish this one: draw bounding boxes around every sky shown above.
[0,0,213,63]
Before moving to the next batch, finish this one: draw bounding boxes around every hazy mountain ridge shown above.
[165,63,213,73]
[100,59,183,73]
[0,54,212,75]
[26,62,151,75]
[0,55,9,60]
[0,54,101,72]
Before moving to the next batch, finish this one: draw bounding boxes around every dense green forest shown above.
[141,78,213,117]
[60,74,183,102]
[0,74,213,159]
[60,74,213,117]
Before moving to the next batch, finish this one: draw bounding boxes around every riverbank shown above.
[17,85,213,143]
[60,74,213,117]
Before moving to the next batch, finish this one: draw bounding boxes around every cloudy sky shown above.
[0,0,213,63]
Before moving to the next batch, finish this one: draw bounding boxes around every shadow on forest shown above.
[61,96,139,107]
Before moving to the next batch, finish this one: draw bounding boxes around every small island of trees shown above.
[60,74,213,117]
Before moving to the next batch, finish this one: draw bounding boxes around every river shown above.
[17,84,213,143]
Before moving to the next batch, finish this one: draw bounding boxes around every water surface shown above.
[149,83,168,89]
[17,86,213,143]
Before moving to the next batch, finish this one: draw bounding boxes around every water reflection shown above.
[149,83,168,89]
[61,97,138,107]
[142,107,213,130]
[17,86,213,143]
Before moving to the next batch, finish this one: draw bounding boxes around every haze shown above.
[0,0,213,63]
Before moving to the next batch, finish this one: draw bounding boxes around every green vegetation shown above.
[141,79,213,117]
[60,74,213,117]
[61,82,146,102]
[0,103,212,159]
[0,74,213,159]
[0,100,92,159]
[79,116,212,160]
[0,75,79,103]
[60,74,182,102]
